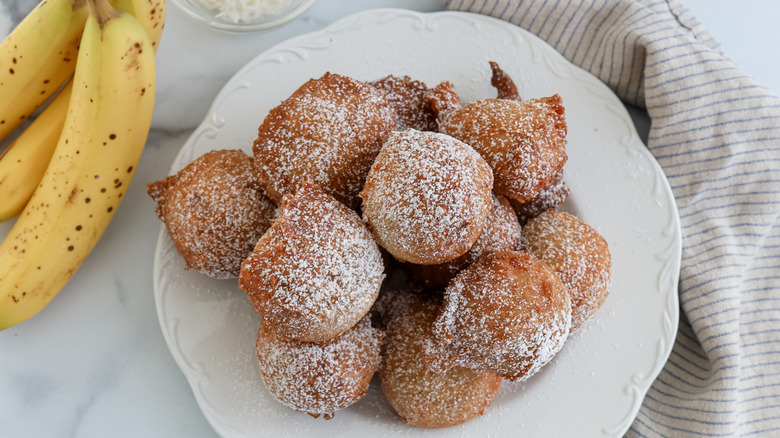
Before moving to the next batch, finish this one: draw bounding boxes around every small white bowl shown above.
[172,0,316,33]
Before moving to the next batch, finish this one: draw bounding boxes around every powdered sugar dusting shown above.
[406,194,523,288]
[510,170,569,225]
[379,291,502,428]
[147,149,276,279]
[370,75,438,132]
[438,95,567,203]
[425,251,572,382]
[360,129,494,265]
[256,316,383,418]
[425,81,461,124]
[253,72,396,210]
[239,184,385,342]
[521,210,612,331]
[155,61,618,430]
[462,195,523,265]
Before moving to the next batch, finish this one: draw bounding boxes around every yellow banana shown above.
[0,0,165,222]
[0,0,88,142]
[0,0,156,330]
[110,0,166,51]
[0,82,73,222]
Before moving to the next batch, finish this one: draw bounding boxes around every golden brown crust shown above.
[252,72,396,210]
[371,75,437,132]
[256,316,383,419]
[425,81,461,124]
[521,210,612,331]
[510,170,570,225]
[360,129,494,265]
[147,67,612,428]
[425,250,571,381]
[437,95,568,203]
[406,194,522,288]
[146,174,178,219]
[239,183,385,342]
[146,149,276,279]
[489,61,520,101]
[379,291,501,428]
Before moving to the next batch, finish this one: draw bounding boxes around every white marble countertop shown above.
[0,1,777,437]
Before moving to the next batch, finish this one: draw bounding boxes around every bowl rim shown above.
[171,0,317,33]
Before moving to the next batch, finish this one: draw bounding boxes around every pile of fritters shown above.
[147,64,612,427]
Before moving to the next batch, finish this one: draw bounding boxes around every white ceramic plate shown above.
[153,9,682,438]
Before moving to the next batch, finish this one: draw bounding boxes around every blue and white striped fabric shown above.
[444,0,780,436]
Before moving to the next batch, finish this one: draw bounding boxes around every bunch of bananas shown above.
[0,0,165,330]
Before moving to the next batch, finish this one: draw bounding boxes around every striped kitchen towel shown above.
[444,0,780,436]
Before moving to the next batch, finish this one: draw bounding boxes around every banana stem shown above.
[87,0,119,28]
[71,0,88,11]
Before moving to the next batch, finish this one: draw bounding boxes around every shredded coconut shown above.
[198,0,292,24]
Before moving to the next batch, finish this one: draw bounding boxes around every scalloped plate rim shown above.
[152,8,682,438]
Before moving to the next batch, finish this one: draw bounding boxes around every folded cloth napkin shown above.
[444,0,780,436]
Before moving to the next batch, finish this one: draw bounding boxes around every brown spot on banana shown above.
[68,187,78,203]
